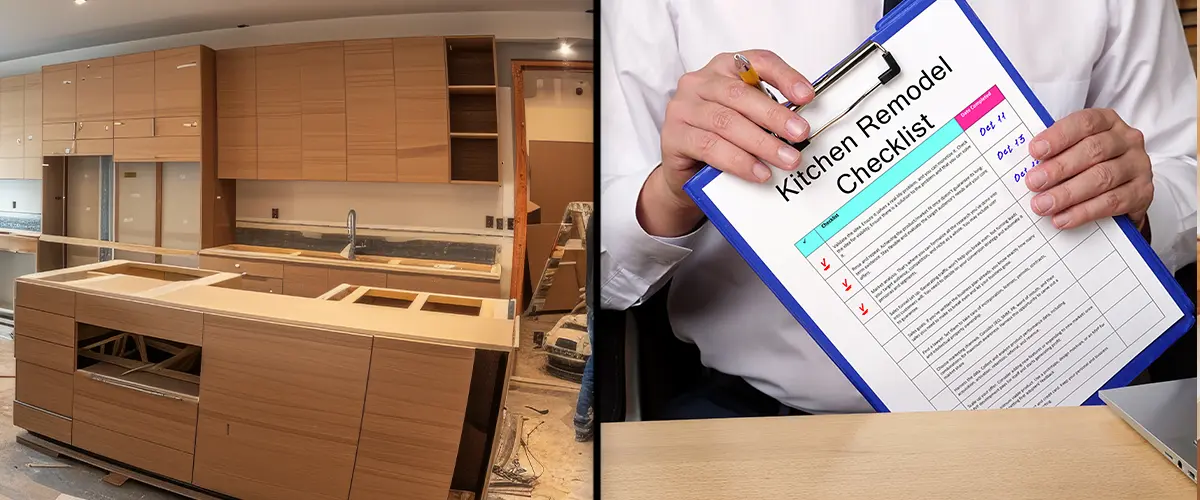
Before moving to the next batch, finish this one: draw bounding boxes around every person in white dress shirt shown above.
[600,0,1197,418]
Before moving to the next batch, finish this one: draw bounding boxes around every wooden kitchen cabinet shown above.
[217,115,257,179]
[0,75,24,168]
[42,63,77,124]
[282,263,330,297]
[300,42,346,181]
[24,72,42,179]
[192,314,372,500]
[215,48,256,118]
[344,39,397,182]
[349,337,474,500]
[301,112,346,181]
[256,45,302,116]
[113,52,156,119]
[155,47,204,118]
[76,57,114,122]
[394,37,450,183]
[256,114,301,179]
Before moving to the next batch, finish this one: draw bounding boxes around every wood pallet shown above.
[524,201,591,317]
[17,432,476,500]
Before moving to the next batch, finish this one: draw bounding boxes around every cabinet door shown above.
[217,116,256,179]
[1,76,24,128]
[256,45,301,116]
[155,47,203,118]
[394,37,449,183]
[24,72,41,161]
[349,338,474,500]
[192,315,372,500]
[42,64,76,124]
[0,77,22,159]
[76,58,114,122]
[299,42,346,180]
[282,264,329,297]
[113,52,155,119]
[216,48,256,118]
[345,39,397,182]
[256,115,301,179]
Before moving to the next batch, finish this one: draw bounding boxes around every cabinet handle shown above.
[15,139,20,145]
[234,263,241,268]
[62,80,71,85]
[176,62,197,69]
[27,135,32,140]
[183,121,197,128]
[114,122,123,126]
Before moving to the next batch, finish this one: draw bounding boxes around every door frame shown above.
[510,59,593,310]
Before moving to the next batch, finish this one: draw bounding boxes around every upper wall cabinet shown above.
[76,57,114,122]
[0,73,44,180]
[113,52,155,120]
[215,35,498,184]
[42,63,77,125]
[155,47,204,118]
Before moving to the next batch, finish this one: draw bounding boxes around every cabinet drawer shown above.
[199,255,284,279]
[74,293,203,346]
[15,281,76,316]
[15,335,74,373]
[76,121,113,139]
[327,268,387,288]
[42,140,74,156]
[74,139,113,156]
[43,123,75,141]
[73,420,194,483]
[385,273,500,298]
[73,365,199,454]
[283,264,330,298]
[154,116,200,137]
[23,157,43,180]
[112,118,154,138]
[15,306,74,347]
[113,136,200,162]
[13,401,72,443]
[241,275,282,294]
[16,361,73,416]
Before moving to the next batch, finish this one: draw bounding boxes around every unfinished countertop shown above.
[17,260,517,350]
[200,243,502,280]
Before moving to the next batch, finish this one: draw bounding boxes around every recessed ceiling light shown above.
[74,0,86,5]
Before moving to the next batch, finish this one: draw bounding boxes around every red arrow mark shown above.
[859,304,869,316]
[821,258,830,271]
[842,279,852,292]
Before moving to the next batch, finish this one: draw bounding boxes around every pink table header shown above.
[955,85,1005,129]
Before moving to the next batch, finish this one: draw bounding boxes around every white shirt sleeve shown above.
[599,0,703,310]
[1094,0,1197,273]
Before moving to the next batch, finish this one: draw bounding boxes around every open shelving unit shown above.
[445,36,499,184]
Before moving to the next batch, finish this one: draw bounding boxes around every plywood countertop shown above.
[601,406,1194,500]
[0,230,39,254]
[18,260,516,351]
[200,244,502,281]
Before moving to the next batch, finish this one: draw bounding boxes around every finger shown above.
[694,75,810,143]
[735,50,815,106]
[681,101,802,169]
[1030,153,1141,217]
[1028,108,1119,161]
[1045,177,1152,230]
[673,124,774,183]
[1025,129,1127,192]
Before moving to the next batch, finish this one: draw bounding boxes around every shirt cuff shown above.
[600,173,704,304]
[1144,175,1191,273]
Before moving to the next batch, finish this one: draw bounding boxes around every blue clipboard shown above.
[683,0,1196,412]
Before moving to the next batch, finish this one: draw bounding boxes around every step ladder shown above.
[525,201,592,316]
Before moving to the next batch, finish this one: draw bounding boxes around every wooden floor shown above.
[0,321,593,500]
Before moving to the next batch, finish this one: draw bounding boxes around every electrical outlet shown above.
[10,201,14,209]
[485,215,495,228]
[495,215,504,229]
[271,208,279,219]
[506,217,514,230]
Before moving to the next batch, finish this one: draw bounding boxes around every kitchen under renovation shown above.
[0,2,593,500]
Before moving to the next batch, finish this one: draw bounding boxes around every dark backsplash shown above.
[0,213,40,233]
[234,227,498,265]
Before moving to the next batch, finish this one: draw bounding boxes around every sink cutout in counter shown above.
[421,295,482,316]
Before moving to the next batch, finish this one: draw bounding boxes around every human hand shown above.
[1024,108,1153,233]
[639,50,815,237]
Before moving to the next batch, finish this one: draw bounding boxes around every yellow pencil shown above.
[734,53,777,102]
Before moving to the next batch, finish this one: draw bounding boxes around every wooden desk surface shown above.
[601,407,1195,499]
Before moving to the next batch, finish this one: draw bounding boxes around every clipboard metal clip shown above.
[791,41,901,151]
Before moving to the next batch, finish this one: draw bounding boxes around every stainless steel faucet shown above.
[346,209,367,260]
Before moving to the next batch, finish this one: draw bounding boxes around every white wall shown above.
[525,70,594,148]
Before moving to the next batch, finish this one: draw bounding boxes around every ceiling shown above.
[0,0,592,63]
